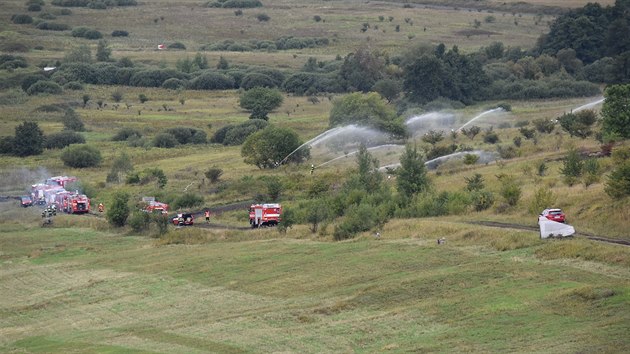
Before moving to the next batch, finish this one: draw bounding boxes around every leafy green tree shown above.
[338,46,385,92]
[265,176,282,201]
[403,55,445,104]
[304,198,330,233]
[355,143,384,193]
[601,84,630,139]
[95,39,112,62]
[329,92,405,137]
[239,87,283,120]
[396,144,429,199]
[373,78,402,103]
[106,191,130,227]
[241,126,308,168]
[13,121,44,157]
[605,161,630,199]
[560,148,584,186]
[528,186,556,214]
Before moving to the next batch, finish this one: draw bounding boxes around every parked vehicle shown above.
[20,195,33,207]
[539,208,566,223]
[249,203,282,228]
[173,213,194,226]
[142,197,169,214]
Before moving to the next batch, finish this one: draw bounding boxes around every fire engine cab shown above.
[249,203,282,228]
[61,193,90,214]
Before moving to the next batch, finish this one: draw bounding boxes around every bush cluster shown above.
[44,131,86,149]
[12,14,34,24]
[203,0,262,8]
[0,55,28,70]
[72,27,103,39]
[26,80,62,95]
[201,37,329,52]
[211,119,268,146]
[111,30,129,37]
[164,127,207,144]
[112,128,142,141]
[36,22,70,31]
[60,144,102,167]
[51,0,137,7]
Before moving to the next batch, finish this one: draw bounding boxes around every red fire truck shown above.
[142,197,169,214]
[63,193,90,214]
[31,184,65,206]
[249,203,282,228]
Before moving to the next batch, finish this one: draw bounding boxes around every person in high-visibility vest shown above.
[310,164,315,175]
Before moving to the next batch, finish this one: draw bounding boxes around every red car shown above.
[20,196,33,208]
[540,208,566,223]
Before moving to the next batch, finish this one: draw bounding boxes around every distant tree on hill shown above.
[13,121,44,157]
[106,191,130,227]
[96,39,111,62]
[396,144,429,200]
[241,126,307,168]
[601,84,630,139]
[329,92,405,137]
[239,87,283,120]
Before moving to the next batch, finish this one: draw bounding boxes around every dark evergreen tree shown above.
[13,121,44,157]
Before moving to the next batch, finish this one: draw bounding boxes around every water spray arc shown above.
[573,97,604,113]
[457,108,504,131]
[278,126,344,166]
[315,144,404,169]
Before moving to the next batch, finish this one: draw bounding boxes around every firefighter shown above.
[98,203,104,213]
[205,209,211,224]
[310,164,315,175]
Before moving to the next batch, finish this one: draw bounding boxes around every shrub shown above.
[464,173,485,192]
[106,191,130,227]
[44,131,85,149]
[111,90,123,102]
[605,161,630,199]
[60,144,102,167]
[0,136,14,154]
[111,30,129,37]
[161,78,186,90]
[112,127,142,141]
[528,186,556,214]
[128,210,151,232]
[26,80,62,95]
[126,168,167,188]
[62,109,85,131]
[12,121,44,157]
[172,192,204,210]
[152,132,178,148]
[222,120,267,145]
[561,148,583,186]
[36,22,70,31]
[83,29,103,40]
[11,14,33,24]
[168,42,186,50]
[164,127,207,144]
[204,167,223,183]
[240,73,276,89]
[483,130,500,144]
[188,72,234,90]
[533,118,555,133]
[583,158,601,187]
[28,4,42,11]
[498,175,521,206]
[256,13,270,22]
[71,26,89,37]
[63,81,83,90]
[471,190,494,211]
[129,69,189,87]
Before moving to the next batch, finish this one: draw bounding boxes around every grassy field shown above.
[1,0,629,352]
[1,213,629,353]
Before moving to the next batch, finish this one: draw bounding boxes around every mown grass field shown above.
[1,0,629,352]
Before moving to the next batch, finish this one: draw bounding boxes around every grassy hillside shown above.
[0,0,629,352]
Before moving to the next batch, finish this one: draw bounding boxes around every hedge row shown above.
[200,36,329,52]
